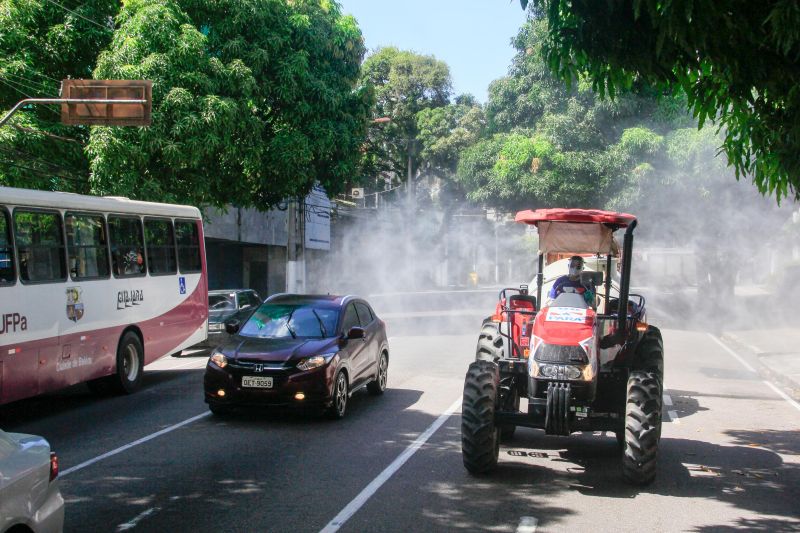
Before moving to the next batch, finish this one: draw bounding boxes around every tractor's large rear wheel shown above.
[622,370,662,485]
[476,322,503,362]
[461,361,500,474]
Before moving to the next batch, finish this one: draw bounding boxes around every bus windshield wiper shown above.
[312,309,328,337]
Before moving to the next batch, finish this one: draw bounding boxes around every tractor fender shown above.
[630,325,664,376]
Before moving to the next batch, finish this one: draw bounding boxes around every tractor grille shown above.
[534,343,588,364]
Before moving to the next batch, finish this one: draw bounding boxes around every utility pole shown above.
[286,200,298,293]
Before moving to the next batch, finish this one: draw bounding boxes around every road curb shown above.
[721,332,800,402]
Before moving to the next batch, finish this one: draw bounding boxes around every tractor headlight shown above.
[533,363,584,381]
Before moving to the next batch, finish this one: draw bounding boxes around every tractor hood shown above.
[532,305,595,346]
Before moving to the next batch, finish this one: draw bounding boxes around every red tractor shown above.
[461,209,664,485]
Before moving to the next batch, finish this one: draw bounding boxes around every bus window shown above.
[14,210,67,283]
[0,209,15,285]
[144,218,177,275]
[175,220,201,273]
[66,213,110,280]
[109,216,146,277]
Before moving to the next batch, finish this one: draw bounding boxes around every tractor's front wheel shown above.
[462,361,500,474]
[622,370,662,485]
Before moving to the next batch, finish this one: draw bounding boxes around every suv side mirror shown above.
[224,319,241,335]
[346,326,365,340]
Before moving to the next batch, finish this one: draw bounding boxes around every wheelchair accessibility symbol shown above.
[179,277,186,295]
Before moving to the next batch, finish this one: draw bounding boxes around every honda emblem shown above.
[255,364,263,372]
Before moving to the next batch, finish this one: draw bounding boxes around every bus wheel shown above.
[113,332,145,394]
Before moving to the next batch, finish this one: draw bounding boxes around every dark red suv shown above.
[203,294,389,418]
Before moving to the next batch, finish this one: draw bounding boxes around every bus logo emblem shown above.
[66,287,84,322]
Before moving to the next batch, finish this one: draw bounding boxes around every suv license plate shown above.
[242,376,273,388]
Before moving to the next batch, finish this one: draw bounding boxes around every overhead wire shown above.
[40,0,112,31]
[0,145,86,178]
[0,158,85,184]
[0,77,62,118]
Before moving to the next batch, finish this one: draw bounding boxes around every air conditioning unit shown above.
[351,188,364,199]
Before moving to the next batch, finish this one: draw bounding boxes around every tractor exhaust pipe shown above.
[617,219,637,333]
[536,252,544,307]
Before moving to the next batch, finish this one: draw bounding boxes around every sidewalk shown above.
[722,328,800,400]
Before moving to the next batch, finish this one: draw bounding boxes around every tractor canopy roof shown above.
[515,208,636,255]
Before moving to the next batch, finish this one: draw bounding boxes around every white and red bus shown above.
[0,186,208,405]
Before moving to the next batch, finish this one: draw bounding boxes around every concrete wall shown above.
[203,206,288,247]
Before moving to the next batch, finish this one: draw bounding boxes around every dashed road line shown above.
[663,394,673,406]
[61,412,211,477]
[117,507,160,531]
[668,410,680,424]
[517,516,538,533]
[319,397,461,533]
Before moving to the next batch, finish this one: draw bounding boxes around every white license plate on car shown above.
[242,376,273,388]
[209,323,223,332]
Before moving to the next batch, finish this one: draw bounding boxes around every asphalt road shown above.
[2,290,799,532]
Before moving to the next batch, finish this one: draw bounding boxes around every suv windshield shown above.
[209,293,236,310]
[239,304,339,339]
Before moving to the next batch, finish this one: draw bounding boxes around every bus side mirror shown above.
[224,319,240,335]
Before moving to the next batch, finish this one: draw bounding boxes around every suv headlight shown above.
[297,352,337,371]
[209,350,228,369]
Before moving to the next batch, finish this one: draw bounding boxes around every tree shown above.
[0,0,118,192]
[87,0,372,208]
[359,46,452,187]
[521,0,800,202]
[455,18,682,211]
[1,0,372,209]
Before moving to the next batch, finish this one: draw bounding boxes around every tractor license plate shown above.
[242,376,273,388]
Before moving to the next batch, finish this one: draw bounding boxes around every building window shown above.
[66,213,110,280]
[175,220,201,273]
[14,210,67,283]
[109,216,146,277]
[145,218,177,275]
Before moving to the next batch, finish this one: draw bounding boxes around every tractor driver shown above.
[548,255,596,307]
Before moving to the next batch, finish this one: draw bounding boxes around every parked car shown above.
[204,294,389,418]
[180,289,262,355]
[0,429,64,533]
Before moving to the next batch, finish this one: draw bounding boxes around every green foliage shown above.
[359,46,452,180]
[456,18,676,211]
[87,0,371,208]
[1,0,371,209]
[527,0,800,202]
[0,0,118,191]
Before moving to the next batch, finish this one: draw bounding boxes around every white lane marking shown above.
[117,507,160,531]
[663,394,673,406]
[320,397,461,533]
[61,412,211,477]
[162,359,207,370]
[708,333,757,373]
[668,410,680,424]
[710,334,800,414]
[517,516,538,533]
[763,380,800,413]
